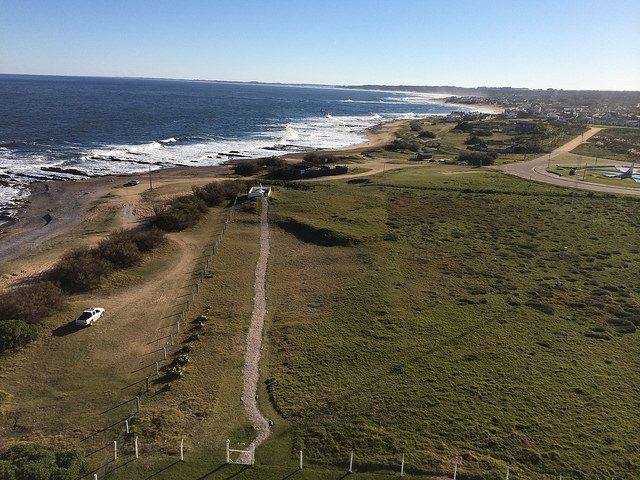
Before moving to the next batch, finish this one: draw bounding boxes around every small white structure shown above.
[248,185,272,198]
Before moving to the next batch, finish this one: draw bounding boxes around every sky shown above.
[1,0,639,91]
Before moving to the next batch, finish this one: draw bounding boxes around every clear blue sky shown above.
[1,0,639,90]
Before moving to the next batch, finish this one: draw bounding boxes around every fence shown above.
[89,194,241,479]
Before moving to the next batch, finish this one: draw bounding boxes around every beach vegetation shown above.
[457,151,497,165]
[152,195,208,231]
[303,152,337,165]
[0,320,39,353]
[233,160,262,176]
[193,180,249,207]
[0,281,65,324]
[418,130,436,138]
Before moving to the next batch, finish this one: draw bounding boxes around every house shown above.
[414,151,434,161]
[248,185,272,198]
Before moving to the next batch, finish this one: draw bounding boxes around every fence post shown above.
[400,453,405,477]
[251,442,255,465]
[125,419,129,434]
[113,441,117,461]
[135,436,139,459]
[146,377,149,393]
[226,440,230,463]
[94,474,98,480]
[155,362,159,375]
[136,396,140,413]
[163,347,167,361]
[177,322,180,333]
[180,438,184,462]
[505,465,509,480]
[349,450,354,473]
[454,457,458,480]
[170,334,174,346]
[299,450,303,470]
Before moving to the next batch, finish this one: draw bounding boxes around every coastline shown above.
[428,97,505,114]
[0,119,408,262]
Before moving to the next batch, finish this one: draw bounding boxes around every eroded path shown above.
[241,198,271,452]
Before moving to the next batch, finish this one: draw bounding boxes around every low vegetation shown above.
[572,127,640,162]
[263,169,640,478]
[0,443,88,480]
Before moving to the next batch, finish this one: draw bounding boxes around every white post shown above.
[559,474,562,480]
[94,475,98,480]
[454,457,458,480]
[180,438,184,462]
[170,334,174,346]
[506,465,509,480]
[400,453,405,476]
[349,450,354,473]
[135,436,139,459]
[163,347,167,361]
[177,322,180,333]
[251,442,255,465]
[155,362,159,375]
[226,440,230,463]
[113,441,117,461]
[125,419,129,434]
[299,450,303,470]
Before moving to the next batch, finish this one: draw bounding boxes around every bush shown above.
[386,138,421,152]
[418,130,436,139]
[96,233,141,269]
[0,320,38,353]
[457,151,497,166]
[232,160,261,176]
[0,282,65,324]
[129,228,166,252]
[464,135,482,145]
[0,444,88,480]
[409,120,422,132]
[152,195,208,231]
[50,247,111,292]
[303,152,336,165]
[268,164,302,180]
[193,180,248,207]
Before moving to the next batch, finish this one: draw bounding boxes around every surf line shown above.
[241,197,272,450]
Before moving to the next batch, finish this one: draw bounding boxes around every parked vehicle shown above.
[75,308,105,326]
[125,180,140,186]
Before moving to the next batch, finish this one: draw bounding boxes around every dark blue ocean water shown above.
[0,74,466,219]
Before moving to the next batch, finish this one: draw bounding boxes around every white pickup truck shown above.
[75,308,105,326]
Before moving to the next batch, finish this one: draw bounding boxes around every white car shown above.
[75,308,105,326]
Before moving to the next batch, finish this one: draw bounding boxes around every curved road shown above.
[497,127,640,196]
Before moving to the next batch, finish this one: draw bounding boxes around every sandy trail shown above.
[239,198,271,460]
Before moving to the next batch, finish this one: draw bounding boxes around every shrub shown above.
[418,130,436,139]
[464,135,482,145]
[152,195,208,231]
[0,282,64,324]
[409,120,422,132]
[303,152,336,165]
[232,160,261,176]
[129,228,166,252]
[193,180,248,207]
[0,444,88,480]
[262,157,286,168]
[96,233,141,269]
[457,151,497,166]
[50,247,111,292]
[386,138,421,152]
[268,164,301,180]
[0,320,38,353]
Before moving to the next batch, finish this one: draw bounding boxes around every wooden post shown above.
[136,396,140,413]
[454,457,458,480]
[125,419,129,434]
[400,453,405,477]
[113,441,117,461]
[135,436,139,459]
[226,440,230,463]
[180,438,184,462]
[299,450,303,470]
[349,450,354,473]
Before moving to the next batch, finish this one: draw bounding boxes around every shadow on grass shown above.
[281,468,300,480]
[144,460,181,479]
[193,463,226,479]
[83,416,129,441]
[51,322,82,337]
[99,397,136,415]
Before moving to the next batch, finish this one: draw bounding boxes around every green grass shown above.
[261,170,640,479]
[571,127,640,163]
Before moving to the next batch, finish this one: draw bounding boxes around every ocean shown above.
[0,74,470,223]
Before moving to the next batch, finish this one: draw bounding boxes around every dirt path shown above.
[240,198,271,458]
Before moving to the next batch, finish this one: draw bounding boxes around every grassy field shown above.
[258,167,640,479]
[571,127,640,163]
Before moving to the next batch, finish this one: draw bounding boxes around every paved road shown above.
[497,127,640,196]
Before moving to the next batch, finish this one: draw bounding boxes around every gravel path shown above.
[239,198,271,461]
